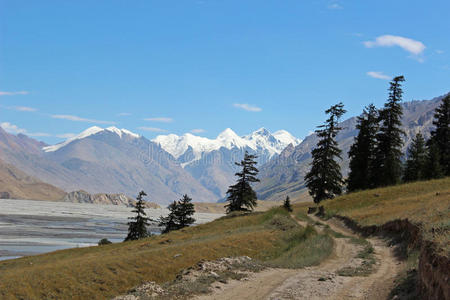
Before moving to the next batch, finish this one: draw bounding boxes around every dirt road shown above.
[195,214,403,300]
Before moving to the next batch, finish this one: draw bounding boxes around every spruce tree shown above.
[347,104,379,192]
[305,102,346,203]
[428,94,450,176]
[175,194,196,229]
[225,151,260,213]
[125,191,151,241]
[283,195,293,212]
[425,141,444,179]
[159,201,180,234]
[404,132,427,182]
[372,76,405,187]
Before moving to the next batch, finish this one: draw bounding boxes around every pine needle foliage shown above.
[125,191,152,241]
[372,76,406,187]
[305,102,346,203]
[283,196,293,212]
[428,94,450,176]
[404,132,427,182]
[347,104,379,191]
[225,151,260,213]
[159,195,196,234]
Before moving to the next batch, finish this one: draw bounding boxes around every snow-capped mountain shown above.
[153,128,301,165]
[43,126,140,152]
[153,128,301,199]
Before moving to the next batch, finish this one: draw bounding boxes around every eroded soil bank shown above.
[334,215,449,300]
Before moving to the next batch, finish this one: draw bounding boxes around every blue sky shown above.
[1,0,449,144]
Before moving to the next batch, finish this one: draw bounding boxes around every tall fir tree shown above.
[428,94,450,176]
[283,195,293,212]
[372,76,405,187]
[159,200,180,234]
[347,104,379,192]
[225,151,260,213]
[175,194,196,228]
[404,132,427,182]
[425,141,444,179]
[125,191,152,241]
[305,102,346,203]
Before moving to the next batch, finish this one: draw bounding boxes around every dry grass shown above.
[0,207,331,300]
[319,177,450,255]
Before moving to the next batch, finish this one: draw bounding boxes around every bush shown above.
[98,238,112,246]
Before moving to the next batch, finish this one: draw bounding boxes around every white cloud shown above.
[233,103,262,112]
[138,127,168,132]
[364,35,426,58]
[0,122,27,134]
[144,117,173,123]
[0,91,29,96]
[118,112,131,116]
[11,106,37,112]
[56,133,76,139]
[0,122,50,137]
[367,71,391,80]
[327,2,343,10]
[191,128,206,134]
[436,50,444,54]
[51,114,115,124]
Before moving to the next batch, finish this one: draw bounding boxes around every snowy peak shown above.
[153,128,302,161]
[43,126,140,152]
[272,130,302,147]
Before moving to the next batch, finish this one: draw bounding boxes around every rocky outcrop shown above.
[63,190,160,208]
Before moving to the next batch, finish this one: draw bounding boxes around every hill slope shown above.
[0,159,66,201]
[256,94,447,202]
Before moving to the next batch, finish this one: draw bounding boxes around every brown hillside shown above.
[0,159,66,201]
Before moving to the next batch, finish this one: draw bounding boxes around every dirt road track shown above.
[195,214,403,300]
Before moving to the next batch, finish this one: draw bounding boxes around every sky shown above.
[1,0,449,144]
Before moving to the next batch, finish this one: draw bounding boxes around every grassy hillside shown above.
[0,208,332,300]
[320,177,450,255]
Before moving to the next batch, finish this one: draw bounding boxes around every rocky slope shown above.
[0,126,216,204]
[63,190,160,208]
[256,94,448,202]
[0,159,66,201]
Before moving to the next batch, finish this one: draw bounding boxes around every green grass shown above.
[0,207,333,300]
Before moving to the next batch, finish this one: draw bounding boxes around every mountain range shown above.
[0,125,299,204]
[255,94,448,202]
[0,93,446,204]
[153,128,301,198]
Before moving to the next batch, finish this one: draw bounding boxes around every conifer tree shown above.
[428,94,450,176]
[372,76,405,187]
[225,151,260,213]
[347,104,378,192]
[425,141,443,179]
[175,194,196,229]
[283,195,293,212]
[125,191,151,241]
[404,132,427,182]
[159,201,180,234]
[305,102,346,203]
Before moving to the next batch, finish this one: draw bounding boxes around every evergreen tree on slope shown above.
[428,94,450,176]
[404,132,427,182]
[305,102,346,203]
[176,194,196,228]
[372,76,405,187]
[347,104,379,192]
[125,191,152,241]
[225,151,260,213]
